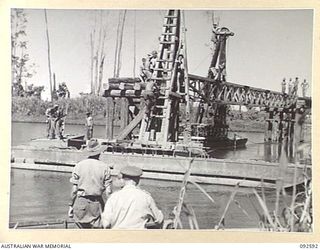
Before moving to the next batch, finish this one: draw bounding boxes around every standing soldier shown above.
[85,111,94,141]
[211,23,219,52]
[176,54,185,93]
[46,104,59,139]
[68,139,112,228]
[148,50,158,73]
[56,106,67,139]
[139,58,152,82]
[219,62,227,81]
[143,80,159,118]
[301,79,309,97]
[288,78,293,95]
[101,165,164,229]
[281,78,287,94]
[292,77,299,96]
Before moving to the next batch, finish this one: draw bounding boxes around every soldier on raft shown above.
[45,104,59,139]
[85,111,94,141]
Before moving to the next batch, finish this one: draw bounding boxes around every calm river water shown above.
[10,121,307,229]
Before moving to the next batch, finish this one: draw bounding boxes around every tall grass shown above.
[12,95,107,122]
[168,143,311,231]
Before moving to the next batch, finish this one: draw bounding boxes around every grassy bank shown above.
[12,96,108,126]
[12,96,266,132]
[229,119,265,132]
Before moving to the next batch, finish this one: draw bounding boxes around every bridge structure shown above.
[102,9,311,150]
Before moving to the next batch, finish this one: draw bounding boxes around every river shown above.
[10,121,310,229]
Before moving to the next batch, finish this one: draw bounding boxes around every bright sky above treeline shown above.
[20,9,313,100]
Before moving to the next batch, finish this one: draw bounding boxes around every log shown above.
[104,82,134,91]
[108,77,141,84]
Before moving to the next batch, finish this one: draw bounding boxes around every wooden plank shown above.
[116,103,145,140]
[119,98,129,132]
[11,161,303,189]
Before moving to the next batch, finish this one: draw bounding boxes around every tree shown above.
[11,9,36,97]
[44,9,53,101]
[90,11,110,96]
[113,10,127,78]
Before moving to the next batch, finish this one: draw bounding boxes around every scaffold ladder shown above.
[139,10,182,146]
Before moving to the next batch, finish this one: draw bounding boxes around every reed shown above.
[168,141,311,231]
[250,141,311,232]
[215,183,239,230]
[172,158,194,229]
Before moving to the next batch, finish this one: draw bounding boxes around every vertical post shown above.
[105,97,114,139]
[265,111,273,141]
[181,11,192,145]
[278,111,284,142]
[192,101,200,123]
[294,110,301,143]
[119,97,129,133]
[290,111,296,143]
[291,110,297,156]
[271,114,279,142]
[268,111,274,141]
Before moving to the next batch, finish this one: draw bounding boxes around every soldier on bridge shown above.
[281,78,287,94]
[292,77,299,96]
[301,79,309,97]
[288,78,293,95]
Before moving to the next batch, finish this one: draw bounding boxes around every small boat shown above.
[183,123,248,149]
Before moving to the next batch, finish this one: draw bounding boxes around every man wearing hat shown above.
[148,50,158,73]
[101,165,164,229]
[68,139,112,228]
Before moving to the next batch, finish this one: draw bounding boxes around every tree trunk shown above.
[116,10,127,78]
[97,55,105,95]
[90,32,94,94]
[113,11,122,77]
[133,10,136,77]
[44,9,53,101]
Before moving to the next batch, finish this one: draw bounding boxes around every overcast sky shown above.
[19,9,313,100]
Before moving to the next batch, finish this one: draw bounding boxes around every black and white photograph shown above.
[9,8,313,233]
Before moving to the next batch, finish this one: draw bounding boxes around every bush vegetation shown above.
[11,95,108,124]
[12,96,267,131]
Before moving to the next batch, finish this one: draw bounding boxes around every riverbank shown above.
[12,114,266,132]
[12,113,107,126]
[12,96,269,132]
